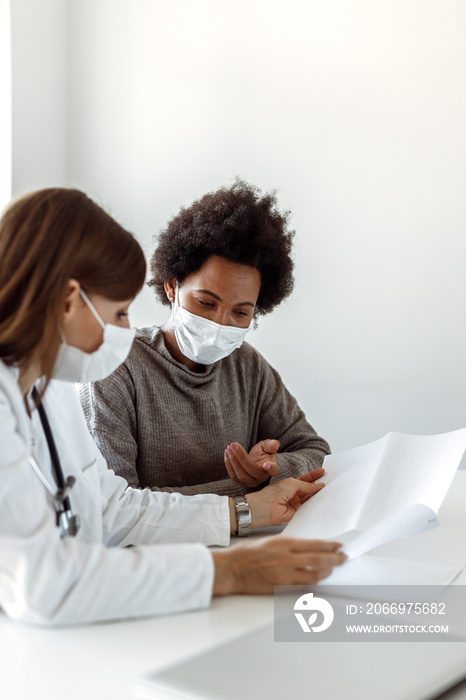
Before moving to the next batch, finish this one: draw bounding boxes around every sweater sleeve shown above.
[254,355,330,482]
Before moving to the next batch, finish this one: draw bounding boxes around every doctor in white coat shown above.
[0,187,345,626]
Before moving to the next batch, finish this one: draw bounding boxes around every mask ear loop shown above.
[171,282,180,319]
[57,289,105,351]
[80,288,105,329]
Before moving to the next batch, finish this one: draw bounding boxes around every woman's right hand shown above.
[211,537,346,596]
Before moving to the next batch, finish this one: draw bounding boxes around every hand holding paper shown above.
[282,428,466,559]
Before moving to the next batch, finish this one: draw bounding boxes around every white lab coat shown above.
[0,361,230,626]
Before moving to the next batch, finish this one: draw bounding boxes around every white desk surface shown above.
[1,471,466,700]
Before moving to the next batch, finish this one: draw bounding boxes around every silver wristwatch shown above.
[233,495,252,537]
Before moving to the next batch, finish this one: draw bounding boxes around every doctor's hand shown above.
[297,467,326,483]
[229,473,325,531]
[224,439,281,488]
[212,537,346,595]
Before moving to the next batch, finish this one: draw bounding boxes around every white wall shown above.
[10,0,68,192]
[11,0,466,456]
[0,0,11,209]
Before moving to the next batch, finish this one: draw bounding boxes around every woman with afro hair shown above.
[80,180,330,497]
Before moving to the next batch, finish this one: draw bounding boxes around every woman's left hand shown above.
[224,439,281,487]
[244,469,325,529]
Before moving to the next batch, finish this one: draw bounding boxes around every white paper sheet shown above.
[315,554,463,590]
[282,428,466,558]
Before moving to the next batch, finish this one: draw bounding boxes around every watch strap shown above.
[233,495,251,537]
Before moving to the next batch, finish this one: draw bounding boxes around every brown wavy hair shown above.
[0,188,146,387]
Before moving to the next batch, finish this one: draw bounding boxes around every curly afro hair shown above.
[148,179,295,315]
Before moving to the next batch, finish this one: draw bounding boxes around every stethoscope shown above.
[27,388,81,538]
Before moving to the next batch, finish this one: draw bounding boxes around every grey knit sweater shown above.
[79,327,330,496]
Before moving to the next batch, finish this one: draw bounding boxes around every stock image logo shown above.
[275,585,462,642]
[294,593,334,633]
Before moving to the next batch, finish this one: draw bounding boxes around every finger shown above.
[278,483,324,516]
[273,564,338,586]
[280,538,345,553]
[293,551,347,569]
[224,450,236,480]
[293,487,322,508]
[298,467,325,482]
[260,439,280,455]
[224,449,258,486]
[291,566,335,585]
[227,443,267,479]
[262,461,280,477]
[292,480,325,498]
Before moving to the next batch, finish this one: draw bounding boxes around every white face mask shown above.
[52,289,135,383]
[170,284,251,364]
